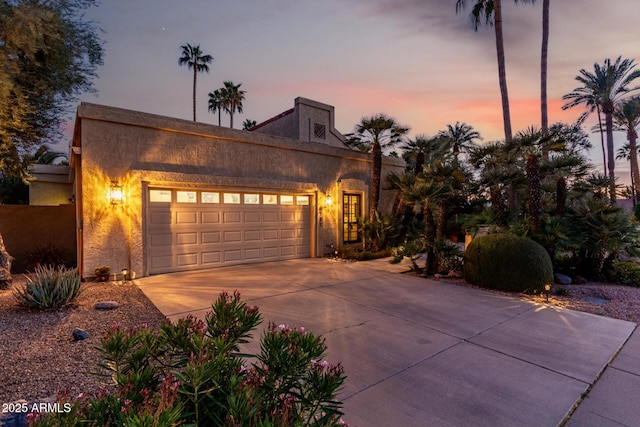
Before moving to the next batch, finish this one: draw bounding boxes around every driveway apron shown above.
[137,258,637,426]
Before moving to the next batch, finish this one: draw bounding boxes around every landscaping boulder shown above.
[95,301,119,310]
[73,328,89,341]
[554,273,572,285]
[0,232,14,290]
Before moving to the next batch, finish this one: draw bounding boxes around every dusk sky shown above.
[75,0,640,182]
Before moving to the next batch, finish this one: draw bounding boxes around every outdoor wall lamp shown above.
[109,182,124,205]
[325,196,333,207]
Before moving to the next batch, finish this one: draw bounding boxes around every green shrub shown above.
[604,260,640,287]
[23,243,75,272]
[390,239,425,273]
[33,291,348,427]
[463,234,553,293]
[338,245,391,261]
[12,265,83,309]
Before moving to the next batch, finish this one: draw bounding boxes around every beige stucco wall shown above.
[74,103,405,278]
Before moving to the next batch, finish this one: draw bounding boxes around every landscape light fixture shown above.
[544,284,551,302]
[121,268,128,283]
[109,182,124,205]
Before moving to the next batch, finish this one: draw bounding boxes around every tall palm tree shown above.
[208,89,223,126]
[613,96,640,201]
[540,0,550,132]
[347,114,409,217]
[401,134,448,176]
[178,44,213,122]
[221,81,246,129]
[437,121,482,164]
[563,57,640,203]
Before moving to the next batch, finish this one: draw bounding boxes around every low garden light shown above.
[109,182,124,205]
[121,268,128,283]
[544,283,551,302]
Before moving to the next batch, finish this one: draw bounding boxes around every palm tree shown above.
[400,134,448,176]
[178,44,213,122]
[540,0,550,132]
[613,96,640,202]
[347,114,409,217]
[242,119,257,130]
[437,121,482,164]
[221,81,246,129]
[563,57,640,203]
[207,89,223,126]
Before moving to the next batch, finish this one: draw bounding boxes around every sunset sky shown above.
[76,0,640,182]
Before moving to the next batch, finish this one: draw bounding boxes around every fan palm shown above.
[221,81,246,129]
[178,44,213,122]
[242,119,257,130]
[437,121,482,164]
[207,89,223,126]
[562,57,640,203]
[347,114,409,217]
[613,96,640,201]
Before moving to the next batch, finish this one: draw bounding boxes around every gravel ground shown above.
[0,276,166,406]
[1,273,639,408]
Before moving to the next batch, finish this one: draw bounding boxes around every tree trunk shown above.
[436,198,447,241]
[414,152,424,176]
[540,0,550,133]
[527,154,542,234]
[597,105,607,176]
[370,141,382,217]
[192,66,197,122]
[555,176,567,217]
[628,128,640,202]
[494,0,513,142]
[490,186,506,227]
[605,107,616,204]
[424,205,436,276]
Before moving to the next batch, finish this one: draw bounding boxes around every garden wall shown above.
[0,204,76,272]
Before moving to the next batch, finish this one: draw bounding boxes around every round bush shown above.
[464,234,553,293]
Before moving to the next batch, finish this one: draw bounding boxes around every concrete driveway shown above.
[137,258,639,426]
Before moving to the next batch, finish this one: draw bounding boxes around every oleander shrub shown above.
[13,265,83,309]
[32,291,348,427]
[604,260,640,287]
[464,233,553,293]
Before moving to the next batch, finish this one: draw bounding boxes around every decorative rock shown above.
[554,273,572,285]
[0,232,14,290]
[73,328,89,341]
[95,301,119,310]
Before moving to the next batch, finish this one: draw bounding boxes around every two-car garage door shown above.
[146,188,311,274]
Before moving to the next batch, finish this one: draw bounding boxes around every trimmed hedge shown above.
[464,234,553,293]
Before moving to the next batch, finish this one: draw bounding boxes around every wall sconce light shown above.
[109,182,124,205]
[325,196,333,207]
[544,283,551,302]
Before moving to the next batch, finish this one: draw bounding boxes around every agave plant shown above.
[13,265,83,309]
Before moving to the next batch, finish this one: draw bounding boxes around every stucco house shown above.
[70,97,405,279]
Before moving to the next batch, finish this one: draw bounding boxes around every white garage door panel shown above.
[147,189,311,274]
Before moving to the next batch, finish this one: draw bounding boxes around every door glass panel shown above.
[149,189,172,202]
[223,193,241,204]
[343,194,361,243]
[201,192,220,203]
[176,191,197,203]
[296,196,309,206]
[263,194,278,205]
[244,194,260,204]
[280,195,294,205]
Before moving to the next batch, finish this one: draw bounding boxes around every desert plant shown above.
[94,265,111,275]
[390,239,425,273]
[433,239,463,274]
[23,243,75,272]
[13,265,83,309]
[464,234,553,293]
[34,291,348,426]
